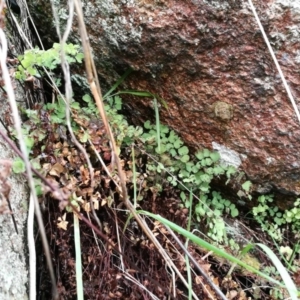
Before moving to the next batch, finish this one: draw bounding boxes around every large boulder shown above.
[28,0,300,196]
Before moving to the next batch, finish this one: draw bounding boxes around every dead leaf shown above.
[226,290,238,300]
[57,213,68,230]
[49,163,65,177]
[237,289,248,300]
[83,201,91,212]
[293,268,300,286]
[90,193,99,210]
[80,165,90,184]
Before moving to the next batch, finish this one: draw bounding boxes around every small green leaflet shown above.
[174,139,182,149]
[210,152,220,162]
[180,154,190,163]
[144,120,152,129]
[82,94,92,103]
[195,151,204,160]
[178,146,189,156]
[12,158,26,173]
[242,181,252,193]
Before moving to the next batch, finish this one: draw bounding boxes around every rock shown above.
[29,0,300,195]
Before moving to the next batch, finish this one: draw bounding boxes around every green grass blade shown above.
[107,90,168,109]
[240,243,255,255]
[74,213,84,300]
[256,243,298,300]
[103,69,133,99]
[114,90,155,97]
[288,240,299,270]
[138,210,285,288]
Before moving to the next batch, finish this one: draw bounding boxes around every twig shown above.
[6,196,18,234]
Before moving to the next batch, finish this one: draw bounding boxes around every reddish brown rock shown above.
[30,0,300,195]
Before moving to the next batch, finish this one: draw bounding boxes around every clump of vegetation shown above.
[253,195,300,242]
[15,43,84,85]
[10,42,300,300]
[13,43,300,247]
[140,119,238,242]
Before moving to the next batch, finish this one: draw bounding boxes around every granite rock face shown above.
[30,0,300,195]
